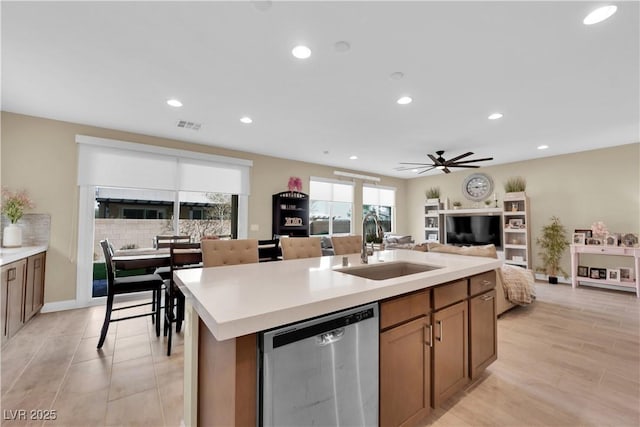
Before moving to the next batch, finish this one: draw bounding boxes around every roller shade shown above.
[77,135,251,195]
[363,184,395,206]
[310,177,354,203]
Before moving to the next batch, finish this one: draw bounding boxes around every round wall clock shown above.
[462,173,494,202]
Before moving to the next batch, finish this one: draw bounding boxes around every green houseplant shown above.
[426,187,440,200]
[504,176,526,193]
[536,216,569,284]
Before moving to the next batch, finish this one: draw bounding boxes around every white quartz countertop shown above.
[0,245,48,266]
[176,250,503,341]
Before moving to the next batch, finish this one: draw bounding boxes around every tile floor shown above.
[1,301,184,427]
[1,282,639,426]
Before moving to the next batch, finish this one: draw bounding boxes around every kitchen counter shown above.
[0,245,48,266]
[176,250,502,426]
[176,250,502,340]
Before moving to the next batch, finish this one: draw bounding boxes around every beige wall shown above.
[406,143,640,277]
[1,112,407,304]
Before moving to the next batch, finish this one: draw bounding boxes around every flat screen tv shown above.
[445,215,502,249]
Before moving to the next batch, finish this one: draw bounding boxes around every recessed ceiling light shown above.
[240,116,253,124]
[292,45,312,59]
[537,144,549,150]
[583,5,617,25]
[397,96,412,105]
[167,99,183,107]
[349,155,358,160]
[488,112,503,120]
[436,165,446,170]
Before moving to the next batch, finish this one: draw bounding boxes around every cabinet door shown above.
[25,252,46,321]
[469,289,497,379]
[433,300,469,407]
[380,316,432,427]
[3,259,27,340]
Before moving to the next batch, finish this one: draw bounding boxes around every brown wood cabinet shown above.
[1,258,27,344]
[1,251,46,346]
[432,299,469,407]
[469,288,497,379]
[380,289,432,427]
[25,252,46,321]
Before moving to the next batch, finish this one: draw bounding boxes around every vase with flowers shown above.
[1,188,35,247]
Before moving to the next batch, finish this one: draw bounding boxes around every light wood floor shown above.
[1,282,638,427]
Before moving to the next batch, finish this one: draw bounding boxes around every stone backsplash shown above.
[1,213,51,246]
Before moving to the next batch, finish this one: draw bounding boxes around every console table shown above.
[570,244,640,298]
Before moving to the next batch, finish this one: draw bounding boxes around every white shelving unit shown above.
[424,199,441,242]
[502,192,531,268]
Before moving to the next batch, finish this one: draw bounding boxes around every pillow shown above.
[427,243,497,259]
[385,237,398,244]
[412,243,429,252]
[396,235,413,245]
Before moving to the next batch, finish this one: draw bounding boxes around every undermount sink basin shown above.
[336,261,441,281]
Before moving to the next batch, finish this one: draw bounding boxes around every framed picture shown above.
[572,233,586,245]
[619,267,634,282]
[586,237,602,246]
[577,265,589,277]
[621,233,639,248]
[589,267,606,279]
[607,268,620,281]
[508,219,523,228]
[604,233,619,247]
[574,229,593,239]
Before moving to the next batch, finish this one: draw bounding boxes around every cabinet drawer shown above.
[380,289,430,330]
[433,280,467,310]
[469,271,496,297]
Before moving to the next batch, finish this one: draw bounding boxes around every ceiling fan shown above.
[397,150,494,174]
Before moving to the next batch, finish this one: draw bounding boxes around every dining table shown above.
[112,247,171,271]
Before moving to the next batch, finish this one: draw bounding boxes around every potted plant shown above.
[503,176,526,199]
[536,216,569,284]
[426,187,440,203]
[452,201,462,209]
[1,188,34,248]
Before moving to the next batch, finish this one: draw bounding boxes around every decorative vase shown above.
[3,223,22,247]
[548,276,558,285]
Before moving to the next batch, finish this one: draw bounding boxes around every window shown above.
[309,178,354,235]
[77,135,251,304]
[363,185,396,239]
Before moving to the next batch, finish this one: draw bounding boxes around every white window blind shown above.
[363,185,396,206]
[76,135,252,195]
[310,177,354,202]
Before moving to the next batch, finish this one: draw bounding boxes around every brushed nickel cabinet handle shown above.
[481,294,495,301]
[437,320,443,342]
[425,324,434,347]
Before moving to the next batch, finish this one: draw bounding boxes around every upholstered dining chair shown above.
[280,237,322,260]
[165,242,202,356]
[331,235,363,255]
[97,239,164,349]
[201,239,259,267]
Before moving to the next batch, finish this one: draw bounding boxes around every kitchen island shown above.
[175,249,502,426]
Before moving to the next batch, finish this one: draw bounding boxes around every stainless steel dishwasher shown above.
[259,303,379,427]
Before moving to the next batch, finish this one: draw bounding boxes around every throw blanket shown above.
[500,264,536,305]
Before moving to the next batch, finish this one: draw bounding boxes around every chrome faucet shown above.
[361,211,381,264]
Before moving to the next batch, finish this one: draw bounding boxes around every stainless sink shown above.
[336,261,440,281]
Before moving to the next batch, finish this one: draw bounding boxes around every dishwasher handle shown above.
[316,328,345,346]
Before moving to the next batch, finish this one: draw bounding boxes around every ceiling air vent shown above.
[176,120,202,131]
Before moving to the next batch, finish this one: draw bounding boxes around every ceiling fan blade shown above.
[427,154,439,164]
[398,162,434,166]
[417,166,437,174]
[443,167,452,174]
[445,151,474,164]
[449,164,480,168]
[451,157,494,164]
[395,166,423,171]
